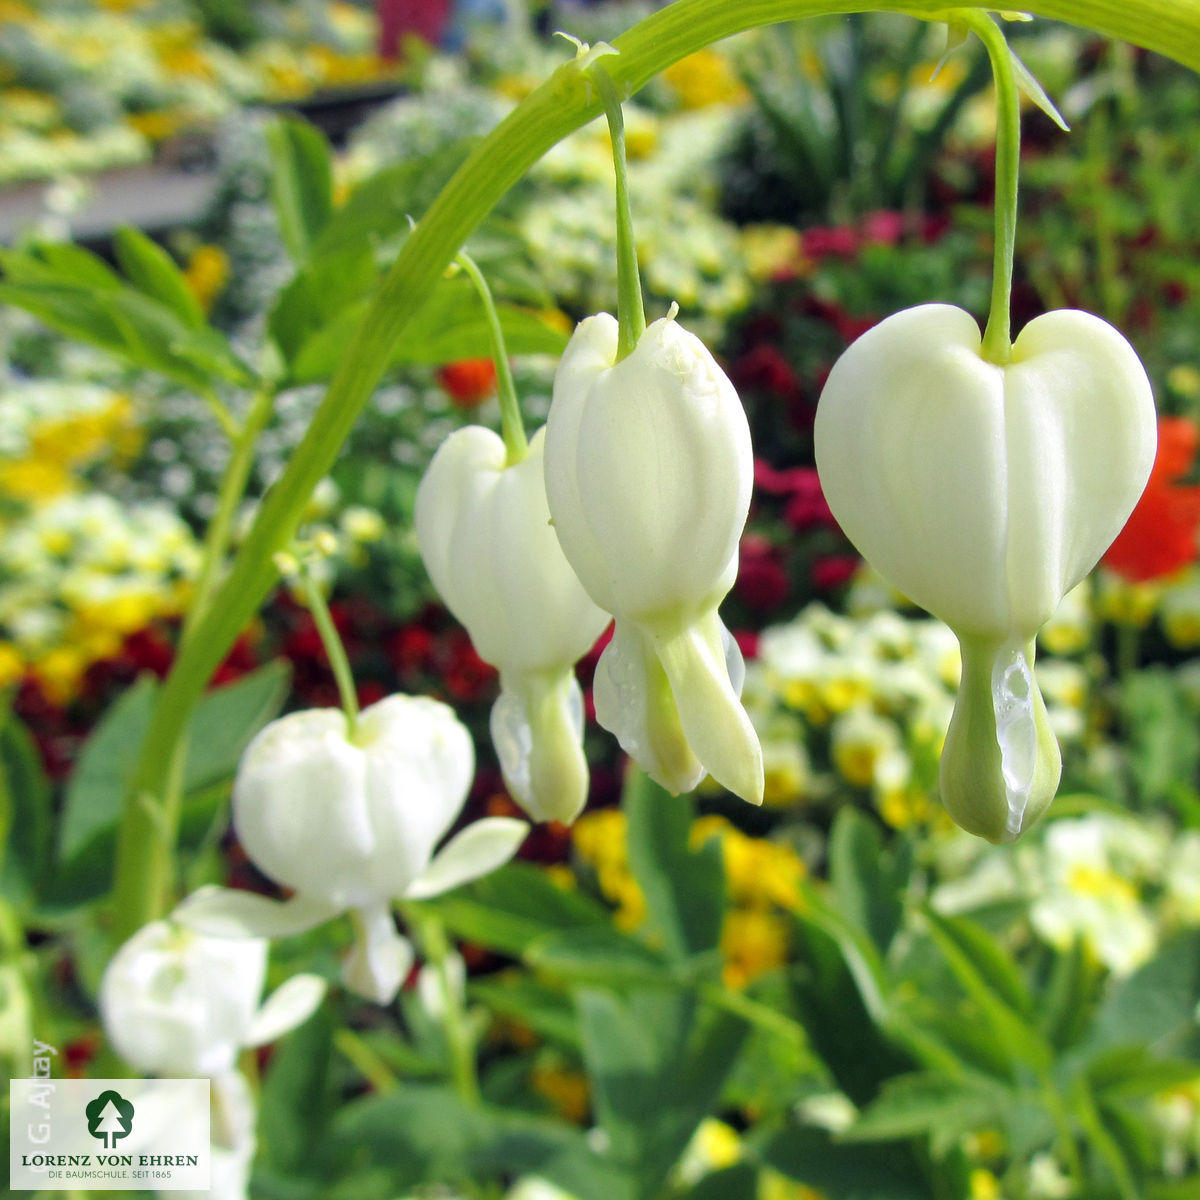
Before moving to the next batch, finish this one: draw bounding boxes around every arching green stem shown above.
[301,566,360,739]
[591,63,646,361]
[106,0,1200,944]
[962,12,1022,364]
[455,250,528,465]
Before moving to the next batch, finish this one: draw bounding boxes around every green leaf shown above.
[525,926,684,989]
[842,1071,1008,1144]
[423,862,611,957]
[59,675,157,865]
[1,243,120,290]
[310,140,477,261]
[684,1163,758,1200]
[828,807,912,955]
[1086,1045,1200,1099]
[183,660,290,794]
[0,710,52,911]
[287,273,568,386]
[468,972,581,1049]
[258,1000,336,1173]
[762,1125,930,1200]
[267,117,334,264]
[1039,937,1101,1051]
[921,907,1049,1072]
[113,226,206,330]
[1121,669,1200,809]
[0,281,254,392]
[577,988,747,1194]
[623,770,724,963]
[268,244,378,377]
[327,1083,632,1200]
[1087,932,1200,1054]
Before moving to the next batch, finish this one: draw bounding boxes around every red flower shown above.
[736,534,789,612]
[1104,415,1200,582]
[437,358,496,406]
[811,554,860,591]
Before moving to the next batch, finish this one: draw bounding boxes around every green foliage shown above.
[0,707,52,914]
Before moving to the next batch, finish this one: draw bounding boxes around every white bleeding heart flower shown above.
[815,303,1156,841]
[100,920,325,1078]
[544,311,763,804]
[415,425,609,824]
[174,694,527,1003]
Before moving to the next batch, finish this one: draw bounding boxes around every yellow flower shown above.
[721,909,790,989]
[662,49,749,109]
[969,1168,1002,1200]
[183,245,230,312]
[0,641,24,689]
[0,458,72,502]
[33,647,87,706]
[759,1167,826,1200]
[531,1062,590,1123]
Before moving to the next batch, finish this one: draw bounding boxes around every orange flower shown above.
[1105,415,1200,581]
[436,358,496,407]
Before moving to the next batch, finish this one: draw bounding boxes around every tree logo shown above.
[85,1089,135,1149]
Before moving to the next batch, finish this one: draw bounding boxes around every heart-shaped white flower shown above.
[815,303,1155,840]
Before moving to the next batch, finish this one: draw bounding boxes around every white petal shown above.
[341,904,414,1004]
[652,611,763,804]
[173,886,341,939]
[491,670,590,824]
[245,974,327,1047]
[592,620,704,795]
[404,817,528,899]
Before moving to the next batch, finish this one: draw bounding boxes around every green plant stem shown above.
[301,566,360,738]
[107,0,1200,944]
[456,250,528,465]
[181,387,275,647]
[416,911,480,1107]
[333,1028,398,1094]
[696,982,817,1064]
[591,63,646,361]
[963,12,1021,364]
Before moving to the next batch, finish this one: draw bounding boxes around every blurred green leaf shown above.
[267,117,334,265]
[327,1083,632,1200]
[0,709,51,911]
[624,770,724,963]
[762,1124,929,1199]
[1122,669,1200,812]
[841,1070,1009,1147]
[113,226,206,330]
[468,972,581,1049]
[578,988,746,1196]
[526,926,687,989]
[684,1163,758,1200]
[423,862,610,957]
[1087,1045,1200,1100]
[921,907,1049,1073]
[829,807,912,955]
[1086,932,1200,1055]
[258,1001,337,1174]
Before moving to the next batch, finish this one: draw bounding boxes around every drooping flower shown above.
[815,303,1156,840]
[415,425,609,823]
[544,311,764,803]
[100,921,325,1078]
[175,694,527,1003]
[1103,414,1200,582]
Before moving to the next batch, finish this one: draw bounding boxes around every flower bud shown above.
[415,426,609,823]
[100,921,324,1078]
[176,694,527,1003]
[815,304,1156,840]
[544,312,763,803]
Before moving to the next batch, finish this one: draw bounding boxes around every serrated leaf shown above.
[113,226,206,329]
[267,117,334,264]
